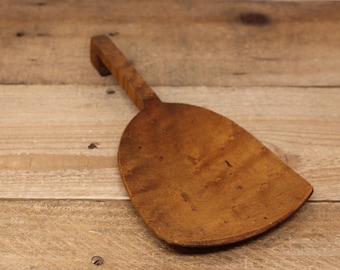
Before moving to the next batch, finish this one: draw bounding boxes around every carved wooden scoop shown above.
[90,35,313,247]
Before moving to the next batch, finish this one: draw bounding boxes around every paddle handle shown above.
[91,35,161,110]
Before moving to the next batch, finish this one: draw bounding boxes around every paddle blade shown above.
[118,103,313,247]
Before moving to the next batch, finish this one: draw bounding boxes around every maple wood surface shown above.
[0,0,339,268]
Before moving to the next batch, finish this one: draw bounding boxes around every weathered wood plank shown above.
[0,200,338,269]
[0,0,339,86]
[0,85,339,201]
[0,0,338,268]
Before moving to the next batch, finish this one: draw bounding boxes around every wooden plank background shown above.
[0,0,339,269]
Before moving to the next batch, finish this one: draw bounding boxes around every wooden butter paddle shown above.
[90,35,313,247]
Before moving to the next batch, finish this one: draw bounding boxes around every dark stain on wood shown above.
[16,32,25,37]
[181,192,190,203]
[106,88,116,94]
[34,2,47,6]
[108,32,119,37]
[225,160,232,167]
[239,13,270,26]
[36,33,50,37]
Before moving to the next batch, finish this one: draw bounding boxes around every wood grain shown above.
[0,200,339,270]
[0,0,339,267]
[0,0,339,87]
[0,85,339,201]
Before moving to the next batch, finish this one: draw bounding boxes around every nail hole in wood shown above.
[88,142,99,149]
[91,256,104,266]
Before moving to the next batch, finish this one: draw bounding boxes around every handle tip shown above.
[90,36,112,76]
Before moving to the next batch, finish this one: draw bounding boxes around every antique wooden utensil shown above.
[90,35,313,247]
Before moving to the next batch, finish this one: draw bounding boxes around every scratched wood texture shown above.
[0,86,339,201]
[0,200,339,270]
[0,0,339,269]
[1,0,340,87]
